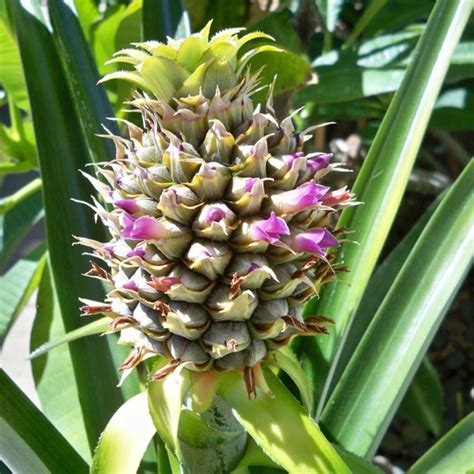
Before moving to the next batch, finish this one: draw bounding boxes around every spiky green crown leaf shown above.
[100,22,280,102]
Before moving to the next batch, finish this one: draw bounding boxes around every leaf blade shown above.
[298,0,473,410]
[0,244,45,346]
[320,161,474,457]
[91,392,156,474]
[0,369,88,474]
[10,0,128,448]
[408,413,474,474]
[219,369,350,474]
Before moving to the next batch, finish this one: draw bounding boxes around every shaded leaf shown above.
[48,0,119,164]
[0,183,43,271]
[0,369,88,474]
[143,0,190,42]
[178,402,247,473]
[408,413,474,474]
[296,33,474,105]
[30,261,91,461]
[0,243,45,346]
[399,357,444,436]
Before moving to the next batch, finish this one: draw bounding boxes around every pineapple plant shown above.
[77,22,355,398]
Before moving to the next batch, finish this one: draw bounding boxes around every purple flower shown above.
[203,206,226,224]
[307,153,332,172]
[283,152,305,168]
[249,212,290,244]
[123,280,138,291]
[244,178,259,193]
[121,215,167,241]
[292,228,339,256]
[115,198,140,214]
[127,247,146,258]
[272,181,329,213]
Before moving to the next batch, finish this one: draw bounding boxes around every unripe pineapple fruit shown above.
[78,23,355,397]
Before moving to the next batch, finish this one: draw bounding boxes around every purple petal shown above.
[122,216,167,241]
[127,247,146,258]
[292,228,339,256]
[203,206,226,224]
[115,198,140,214]
[248,262,261,272]
[283,152,305,168]
[307,153,332,172]
[249,212,290,244]
[273,181,329,213]
[123,280,138,291]
[244,178,259,193]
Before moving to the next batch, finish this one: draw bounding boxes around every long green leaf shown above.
[408,413,474,474]
[297,0,473,409]
[30,260,91,461]
[324,194,444,425]
[0,369,88,474]
[399,357,443,435]
[0,0,29,110]
[91,392,156,474]
[219,370,350,474]
[332,194,442,383]
[0,185,43,271]
[142,0,190,42]
[10,0,126,448]
[320,161,474,457]
[48,0,118,164]
[0,244,45,346]
[30,316,109,359]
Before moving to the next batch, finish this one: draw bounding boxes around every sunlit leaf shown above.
[91,392,156,474]
[219,369,350,473]
[30,316,109,359]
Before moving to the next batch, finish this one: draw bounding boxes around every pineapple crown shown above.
[100,21,280,102]
[79,24,356,398]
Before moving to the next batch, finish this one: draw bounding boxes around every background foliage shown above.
[0,0,472,473]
